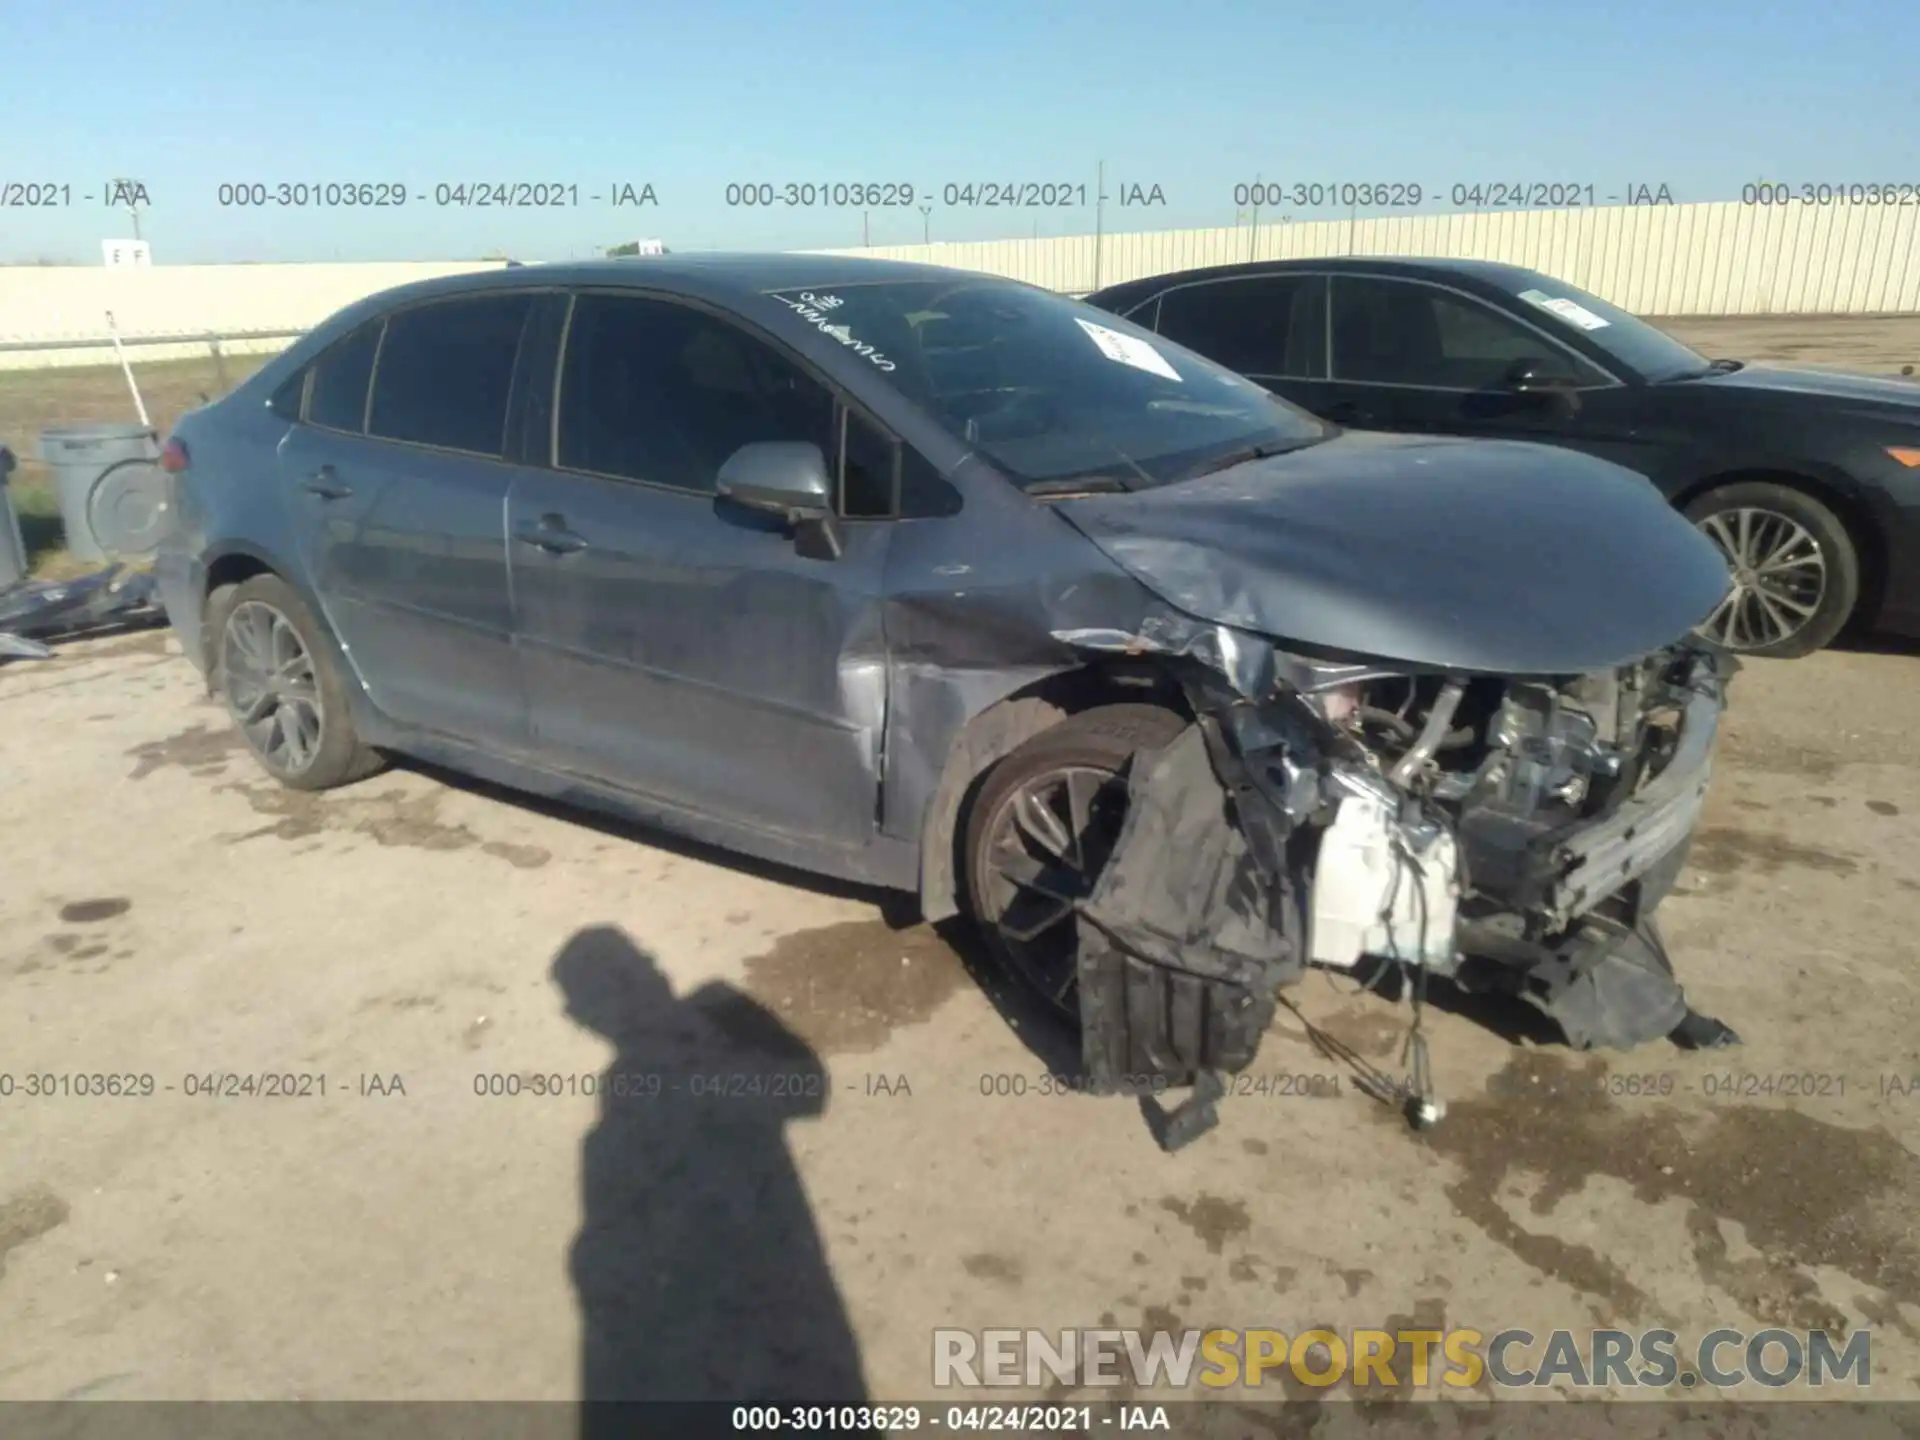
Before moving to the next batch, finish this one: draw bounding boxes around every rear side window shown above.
[305,320,383,432]
[1153,276,1325,378]
[368,294,533,456]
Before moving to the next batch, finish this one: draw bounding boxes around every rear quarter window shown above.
[306,320,385,433]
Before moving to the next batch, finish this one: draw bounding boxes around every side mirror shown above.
[716,441,833,522]
[1504,357,1561,391]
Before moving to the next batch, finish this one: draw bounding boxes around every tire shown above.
[211,573,385,790]
[1683,481,1859,658]
[962,703,1188,1017]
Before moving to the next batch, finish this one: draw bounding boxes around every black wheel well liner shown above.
[199,549,283,669]
[1672,466,1887,625]
[915,660,1192,923]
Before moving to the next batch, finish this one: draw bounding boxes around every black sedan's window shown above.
[367,294,533,457]
[1330,278,1605,389]
[1153,275,1326,379]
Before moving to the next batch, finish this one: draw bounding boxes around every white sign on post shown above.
[102,239,152,268]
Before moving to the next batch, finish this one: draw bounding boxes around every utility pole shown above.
[113,177,145,240]
[918,204,932,244]
[1093,159,1107,291]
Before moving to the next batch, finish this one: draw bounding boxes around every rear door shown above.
[279,292,534,749]
[505,289,898,848]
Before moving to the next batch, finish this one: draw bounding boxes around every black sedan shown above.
[1087,257,1920,657]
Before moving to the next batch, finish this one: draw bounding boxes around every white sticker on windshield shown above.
[1074,318,1183,381]
[1518,288,1611,331]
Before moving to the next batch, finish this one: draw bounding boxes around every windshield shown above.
[763,278,1328,489]
[1490,269,1710,382]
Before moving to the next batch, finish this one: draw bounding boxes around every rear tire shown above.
[213,574,385,791]
[962,703,1188,1018]
[1684,481,1858,658]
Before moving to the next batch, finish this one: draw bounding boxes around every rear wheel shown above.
[1684,481,1858,658]
[214,574,385,790]
[962,704,1188,1018]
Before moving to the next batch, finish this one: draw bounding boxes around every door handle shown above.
[301,466,353,500]
[514,515,588,555]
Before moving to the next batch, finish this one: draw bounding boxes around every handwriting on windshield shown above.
[772,291,898,371]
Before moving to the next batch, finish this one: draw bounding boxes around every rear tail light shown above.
[1887,446,1920,469]
[159,437,190,472]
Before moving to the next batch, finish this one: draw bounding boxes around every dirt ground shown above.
[0,319,1918,1418]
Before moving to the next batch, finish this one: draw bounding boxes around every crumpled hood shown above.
[1054,431,1732,675]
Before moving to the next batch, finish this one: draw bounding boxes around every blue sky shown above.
[3,0,1916,263]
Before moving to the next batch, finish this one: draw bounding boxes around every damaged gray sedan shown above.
[154,255,1740,1146]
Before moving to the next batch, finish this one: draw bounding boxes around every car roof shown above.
[355,252,1026,314]
[1088,255,1546,308]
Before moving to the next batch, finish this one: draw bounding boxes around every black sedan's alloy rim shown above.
[978,763,1131,1015]
[1694,507,1827,650]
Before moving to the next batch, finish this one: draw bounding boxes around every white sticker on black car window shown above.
[1518,288,1611,331]
[1074,318,1183,381]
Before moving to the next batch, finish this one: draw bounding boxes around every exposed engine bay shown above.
[1057,620,1742,1151]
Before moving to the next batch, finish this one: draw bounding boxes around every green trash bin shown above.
[38,424,162,564]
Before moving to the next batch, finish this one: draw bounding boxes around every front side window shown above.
[1331,278,1604,389]
[1483,268,1707,381]
[367,294,533,456]
[1152,275,1325,379]
[304,319,384,432]
[556,293,844,498]
[760,279,1328,492]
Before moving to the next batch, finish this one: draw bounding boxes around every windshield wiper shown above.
[1180,436,1318,481]
[1025,474,1132,498]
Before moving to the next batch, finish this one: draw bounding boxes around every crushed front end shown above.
[1058,620,1741,1149]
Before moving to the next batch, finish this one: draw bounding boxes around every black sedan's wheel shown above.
[962,704,1187,1018]
[214,574,385,790]
[1684,482,1859,658]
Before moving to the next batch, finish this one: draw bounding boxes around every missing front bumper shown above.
[1071,644,1739,1149]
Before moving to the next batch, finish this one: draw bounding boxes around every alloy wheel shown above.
[976,763,1131,1016]
[222,599,325,777]
[1693,507,1827,651]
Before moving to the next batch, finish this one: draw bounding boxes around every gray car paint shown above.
[1056,431,1734,676]
[155,254,1733,915]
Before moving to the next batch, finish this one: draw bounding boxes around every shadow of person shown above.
[554,925,873,1436]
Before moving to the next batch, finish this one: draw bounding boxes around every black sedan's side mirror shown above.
[715,441,842,558]
[1500,357,1582,418]
[1504,356,1563,391]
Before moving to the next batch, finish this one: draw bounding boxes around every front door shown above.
[1317,275,1669,477]
[506,290,896,848]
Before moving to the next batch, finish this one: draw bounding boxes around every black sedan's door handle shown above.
[301,466,353,500]
[514,514,588,555]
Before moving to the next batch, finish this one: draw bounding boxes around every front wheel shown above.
[1684,482,1859,658]
[961,704,1188,1018]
